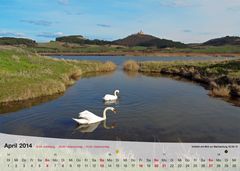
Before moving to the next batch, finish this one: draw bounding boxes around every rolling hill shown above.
[56,35,111,45]
[203,36,240,46]
[56,32,187,48]
[113,32,187,48]
[0,37,37,46]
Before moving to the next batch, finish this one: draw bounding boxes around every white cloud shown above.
[21,19,52,26]
[37,32,64,38]
[97,24,111,28]
[0,31,25,37]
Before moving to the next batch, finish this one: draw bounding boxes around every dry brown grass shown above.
[210,86,231,97]
[69,69,82,80]
[98,61,117,72]
[123,60,140,71]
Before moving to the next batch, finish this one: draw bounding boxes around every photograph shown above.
[0,0,240,144]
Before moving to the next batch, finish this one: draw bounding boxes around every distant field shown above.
[161,45,240,54]
[25,42,240,56]
[26,41,147,53]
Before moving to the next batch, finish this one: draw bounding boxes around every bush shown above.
[98,61,117,72]
[210,86,230,97]
[123,60,139,71]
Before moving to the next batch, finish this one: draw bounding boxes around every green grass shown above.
[25,41,147,54]
[0,46,116,103]
[28,42,240,54]
[161,45,240,54]
[138,60,240,77]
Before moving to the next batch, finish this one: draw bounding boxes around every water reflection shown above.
[124,71,139,78]
[74,120,116,133]
[0,94,63,115]
[104,99,119,105]
[141,72,240,107]
[82,71,115,78]
[75,122,101,133]
[103,120,116,129]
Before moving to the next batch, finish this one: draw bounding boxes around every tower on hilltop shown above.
[137,30,144,35]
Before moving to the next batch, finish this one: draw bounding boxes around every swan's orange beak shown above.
[113,109,117,113]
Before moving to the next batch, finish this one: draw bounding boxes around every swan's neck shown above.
[114,91,118,97]
[103,108,110,119]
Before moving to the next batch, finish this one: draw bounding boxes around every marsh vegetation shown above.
[0,46,116,103]
[123,59,240,98]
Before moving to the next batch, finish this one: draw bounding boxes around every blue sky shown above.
[0,0,240,43]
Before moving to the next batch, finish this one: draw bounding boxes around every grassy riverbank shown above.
[0,46,116,103]
[124,60,240,98]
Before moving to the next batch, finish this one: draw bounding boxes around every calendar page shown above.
[1,0,240,171]
[0,133,239,171]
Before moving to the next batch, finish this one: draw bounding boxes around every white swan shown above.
[103,90,120,101]
[72,107,116,125]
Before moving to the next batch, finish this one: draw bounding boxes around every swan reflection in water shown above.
[104,99,119,105]
[74,120,116,133]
